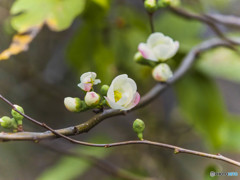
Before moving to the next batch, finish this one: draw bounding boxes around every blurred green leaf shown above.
[204,165,219,180]
[175,72,225,149]
[67,0,114,83]
[37,137,111,180]
[197,47,240,83]
[11,0,86,32]
[176,71,240,151]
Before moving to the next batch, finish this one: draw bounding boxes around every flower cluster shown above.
[136,32,179,82]
[64,72,140,112]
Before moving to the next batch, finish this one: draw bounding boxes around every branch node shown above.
[73,127,79,135]
[174,148,180,154]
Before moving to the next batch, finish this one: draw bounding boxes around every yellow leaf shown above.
[0,26,41,60]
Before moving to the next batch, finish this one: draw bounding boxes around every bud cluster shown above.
[0,104,25,132]
[144,0,180,13]
[64,72,110,113]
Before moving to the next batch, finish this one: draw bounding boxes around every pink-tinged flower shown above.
[138,32,179,62]
[105,74,140,110]
[84,92,100,106]
[152,63,173,82]
[78,72,101,92]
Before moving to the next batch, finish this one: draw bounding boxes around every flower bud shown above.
[134,52,157,67]
[133,119,145,140]
[0,116,17,129]
[158,0,180,7]
[144,0,158,13]
[84,92,100,107]
[100,85,109,96]
[152,63,173,82]
[64,97,81,112]
[11,105,24,124]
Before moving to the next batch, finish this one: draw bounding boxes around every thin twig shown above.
[205,13,240,28]
[168,6,240,45]
[148,13,155,33]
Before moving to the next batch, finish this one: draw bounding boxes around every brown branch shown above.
[168,6,240,45]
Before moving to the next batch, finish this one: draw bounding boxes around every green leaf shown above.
[176,71,240,151]
[197,47,240,83]
[175,72,225,149]
[11,0,86,32]
[67,0,114,83]
[220,115,240,151]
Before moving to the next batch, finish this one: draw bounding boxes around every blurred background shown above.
[0,0,240,179]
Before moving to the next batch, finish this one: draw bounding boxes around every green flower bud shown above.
[100,85,109,96]
[134,52,157,67]
[64,97,81,112]
[0,116,17,129]
[133,119,145,140]
[84,92,100,107]
[144,0,158,13]
[11,105,24,124]
[158,0,180,7]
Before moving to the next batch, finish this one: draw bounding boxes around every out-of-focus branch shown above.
[168,6,240,45]
[205,14,240,28]
[0,38,235,142]
[43,143,156,180]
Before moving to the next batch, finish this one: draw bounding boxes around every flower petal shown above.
[165,41,179,59]
[105,97,126,110]
[146,32,165,48]
[78,83,92,92]
[138,43,157,61]
[153,44,173,61]
[93,79,101,85]
[125,92,140,110]
[80,72,96,83]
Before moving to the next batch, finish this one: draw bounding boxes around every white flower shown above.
[152,63,173,82]
[138,32,179,62]
[84,92,100,106]
[78,72,101,92]
[64,97,81,112]
[105,74,140,110]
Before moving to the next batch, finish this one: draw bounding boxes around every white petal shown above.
[78,83,85,90]
[89,72,97,80]
[147,32,165,48]
[153,44,173,61]
[116,91,131,106]
[107,83,115,102]
[111,74,128,87]
[105,97,126,110]
[138,43,157,61]
[93,79,101,85]
[80,72,96,83]
[165,41,179,59]
[125,92,140,110]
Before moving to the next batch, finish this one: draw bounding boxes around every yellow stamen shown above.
[114,90,122,102]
